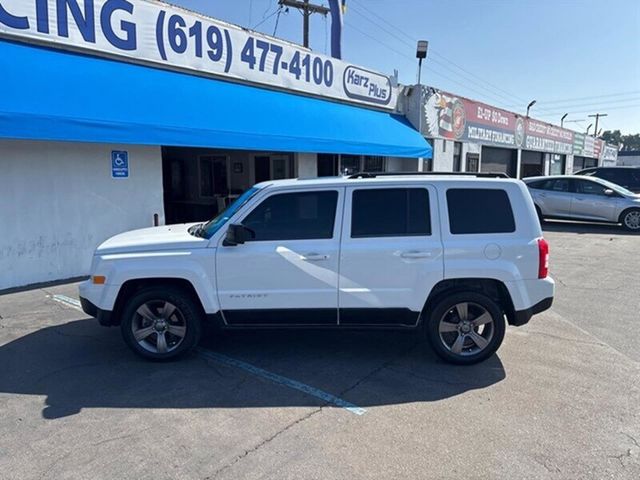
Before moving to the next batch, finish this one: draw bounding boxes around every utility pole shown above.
[279,0,330,48]
[588,113,607,137]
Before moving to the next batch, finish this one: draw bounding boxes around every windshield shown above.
[201,187,262,238]
[593,177,636,197]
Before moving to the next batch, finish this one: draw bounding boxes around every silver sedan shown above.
[523,175,640,231]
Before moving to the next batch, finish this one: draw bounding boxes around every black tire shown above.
[620,208,640,232]
[425,291,506,365]
[120,286,202,361]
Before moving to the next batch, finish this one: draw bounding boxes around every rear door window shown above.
[351,188,431,237]
[549,179,570,192]
[447,189,516,234]
[528,179,569,191]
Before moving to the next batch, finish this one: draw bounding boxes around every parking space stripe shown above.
[51,294,83,312]
[48,294,366,415]
[196,348,367,415]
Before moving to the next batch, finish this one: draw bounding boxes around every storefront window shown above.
[453,142,462,171]
[340,155,360,175]
[317,154,339,176]
[363,156,386,172]
[550,154,566,176]
[466,153,480,172]
[199,155,228,197]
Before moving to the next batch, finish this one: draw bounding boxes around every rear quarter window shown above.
[447,188,516,234]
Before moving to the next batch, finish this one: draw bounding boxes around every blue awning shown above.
[0,40,432,158]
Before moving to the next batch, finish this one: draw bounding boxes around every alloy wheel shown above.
[624,210,640,230]
[131,300,187,354]
[438,302,495,356]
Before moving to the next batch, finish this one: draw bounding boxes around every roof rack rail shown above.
[347,171,510,179]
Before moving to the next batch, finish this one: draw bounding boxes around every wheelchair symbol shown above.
[114,154,125,167]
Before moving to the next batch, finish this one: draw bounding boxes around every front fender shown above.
[84,248,218,313]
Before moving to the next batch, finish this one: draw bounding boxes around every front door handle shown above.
[400,251,432,259]
[301,253,329,261]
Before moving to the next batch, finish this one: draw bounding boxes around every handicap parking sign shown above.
[111,151,129,178]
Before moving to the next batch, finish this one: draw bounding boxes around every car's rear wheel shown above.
[120,287,202,361]
[426,291,506,365]
[620,208,640,232]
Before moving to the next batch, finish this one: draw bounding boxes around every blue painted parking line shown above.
[49,294,367,415]
[197,349,367,416]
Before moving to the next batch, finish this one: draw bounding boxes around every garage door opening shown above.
[481,146,517,177]
[520,150,544,178]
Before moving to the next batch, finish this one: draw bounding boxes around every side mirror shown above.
[223,224,254,246]
[604,189,615,196]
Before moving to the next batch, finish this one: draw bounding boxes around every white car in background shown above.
[524,175,640,231]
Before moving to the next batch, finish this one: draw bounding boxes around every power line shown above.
[347,9,513,109]
[343,0,639,128]
[348,0,528,105]
[346,3,526,108]
[517,90,640,106]
[530,95,640,115]
[346,22,515,110]
[252,6,280,29]
[535,103,640,117]
[273,6,284,36]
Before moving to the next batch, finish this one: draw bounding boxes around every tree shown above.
[601,130,640,151]
[621,134,640,151]
[601,130,622,145]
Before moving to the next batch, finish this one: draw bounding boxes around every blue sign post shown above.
[111,151,129,178]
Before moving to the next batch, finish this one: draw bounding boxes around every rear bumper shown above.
[79,296,114,327]
[510,296,553,327]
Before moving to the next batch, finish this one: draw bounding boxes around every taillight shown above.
[538,238,549,279]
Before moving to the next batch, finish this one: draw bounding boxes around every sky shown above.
[172,0,640,134]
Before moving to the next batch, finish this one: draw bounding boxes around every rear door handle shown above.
[400,251,432,259]
[301,253,329,261]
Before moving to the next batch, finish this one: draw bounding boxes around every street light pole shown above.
[586,124,593,135]
[416,40,428,86]
[526,100,536,117]
[561,113,568,128]
[416,41,429,173]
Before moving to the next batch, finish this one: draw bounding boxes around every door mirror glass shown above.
[223,224,253,246]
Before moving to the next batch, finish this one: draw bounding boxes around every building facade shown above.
[401,86,619,177]
[617,151,640,166]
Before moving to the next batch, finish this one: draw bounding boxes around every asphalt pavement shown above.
[0,221,638,479]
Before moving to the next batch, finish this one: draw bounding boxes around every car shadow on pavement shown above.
[542,220,634,235]
[0,318,505,419]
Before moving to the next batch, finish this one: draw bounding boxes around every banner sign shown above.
[601,144,618,164]
[420,87,616,162]
[0,0,396,109]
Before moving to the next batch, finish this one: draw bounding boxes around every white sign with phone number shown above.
[0,0,397,110]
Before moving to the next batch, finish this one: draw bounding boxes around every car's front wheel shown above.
[425,291,506,365]
[120,286,202,361]
[620,208,640,232]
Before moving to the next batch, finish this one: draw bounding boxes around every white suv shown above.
[79,173,554,365]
